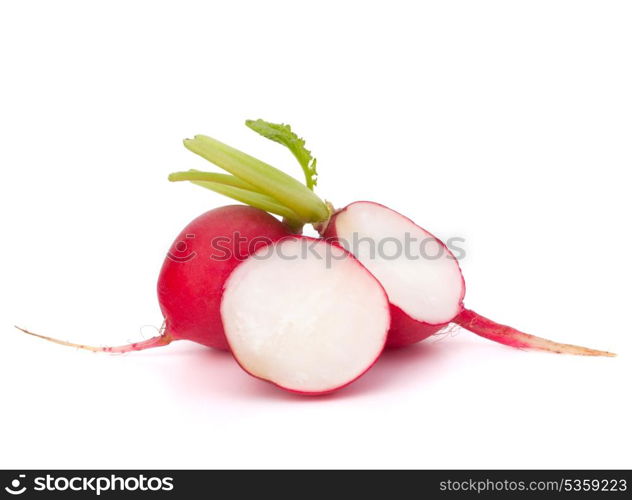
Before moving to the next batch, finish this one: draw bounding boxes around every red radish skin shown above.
[18,206,292,353]
[323,201,614,356]
[387,305,450,348]
[453,309,614,356]
[157,205,291,349]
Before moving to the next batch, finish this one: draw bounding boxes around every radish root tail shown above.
[453,309,615,357]
[14,323,173,354]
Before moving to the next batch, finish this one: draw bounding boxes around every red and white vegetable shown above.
[17,118,614,396]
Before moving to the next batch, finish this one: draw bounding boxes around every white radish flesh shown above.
[221,237,391,394]
[331,201,464,324]
[324,201,614,356]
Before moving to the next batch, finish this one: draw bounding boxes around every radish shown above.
[322,201,465,349]
[17,117,614,397]
[322,201,612,355]
[168,118,614,357]
[157,205,292,350]
[221,237,390,394]
[19,205,292,352]
[19,133,333,355]
[19,228,390,394]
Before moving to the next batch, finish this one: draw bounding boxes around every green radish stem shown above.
[169,170,259,191]
[183,135,329,223]
[169,171,303,224]
[173,120,330,231]
[191,181,303,225]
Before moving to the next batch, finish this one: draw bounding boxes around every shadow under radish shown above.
[161,338,462,403]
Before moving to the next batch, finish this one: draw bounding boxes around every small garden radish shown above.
[169,119,614,357]
[19,207,391,394]
[19,205,292,352]
[157,205,292,350]
[323,201,613,355]
[17,118,614,397]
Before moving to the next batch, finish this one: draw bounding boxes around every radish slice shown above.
[221,237,391,394]
[330,201,465,325]
[324,201,465,347]
[324,201,613,356]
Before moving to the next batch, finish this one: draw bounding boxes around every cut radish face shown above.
[330,201,464,324]
[324,201,613,356]
[16,120,615,401]
[324,201,465,347]
[221,237,391,394]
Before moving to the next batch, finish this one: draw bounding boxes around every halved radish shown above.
[323,201,613,356]
[171,119,613,357]
[18,119,614,399]
[323,201,464,348]
[157,205,291,349]
[18,206,292,353]
[221,237,391,394]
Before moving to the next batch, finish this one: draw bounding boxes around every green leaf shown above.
[245,119,318,190]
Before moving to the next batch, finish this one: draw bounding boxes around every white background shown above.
[1,1,630,469]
